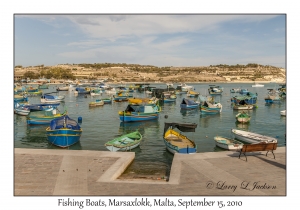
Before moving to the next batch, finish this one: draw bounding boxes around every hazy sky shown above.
[15,14,286,68]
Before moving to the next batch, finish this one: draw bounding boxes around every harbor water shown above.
[14,83,286,178]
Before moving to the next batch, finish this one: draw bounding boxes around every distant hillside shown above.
[14,63,286,83]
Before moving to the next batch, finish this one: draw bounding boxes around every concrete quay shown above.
[14,147,286,196]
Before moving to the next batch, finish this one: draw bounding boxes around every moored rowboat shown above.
[231,129,277,144]
[214,136,244,151]
[104,130,142,152]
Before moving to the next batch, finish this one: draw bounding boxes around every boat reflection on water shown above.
[119,120,159,134]
[180,108,198,116]
[235,121,250,130]
[199,114,221,128]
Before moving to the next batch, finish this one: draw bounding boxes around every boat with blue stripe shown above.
[46,115,82,148]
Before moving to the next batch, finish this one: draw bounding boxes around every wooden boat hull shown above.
[46,128,82,148]
[163,128,197,154]
[214,136,243,151]
[233,105,253,110]
[104,131,142,152]
[231,129,277,144]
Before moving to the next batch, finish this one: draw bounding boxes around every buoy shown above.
[78,116,82,123]
[76,104,78,106]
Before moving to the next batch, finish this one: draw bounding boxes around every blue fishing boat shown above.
[75,87,91,94]
[163,92,176,103]
[240,88,249,94]
[265,89,282,104]
[200,101,222,114]
[22,103,60,112]
[180,98,199,109]
[27,108,67,125]
[41,92,65,103]
[113,92,131,102]
[46,115,82,148]
[119,103,160,122]
[231,93,257,105]
[102,97,113,104]
[163,122,197,154]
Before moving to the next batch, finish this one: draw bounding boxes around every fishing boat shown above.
[74,87,91,94]
[90,88,102,96]
[104,130,142,152]
[252,83,264,87]
[163,122,197,154]
[102,97,113,104]
[38,83,49,89]
[180,98,200,109]
[41,93,65,103]
[265,89,282,103]
[200,101,222,114]
[46,115,82,148]
[231,129,278,144]
[27,108,67,125]
[14,94,28,103]
[280,110,286,116]
[187,90,200,97]
[181,83,194,92]
[208,85,223,95]
[119,103,160,122]
[128,98,150,105]
[214,136,244,151]
[163,92,177,103]
[14,105,30,116]
[233,104,253,110]
[56,85,69,91]
[236,111,251,123]
[231,93,258,105]
[21,103,60,112]
[230,88,241,93]
[240,89,249,94]
[89,99,104,107]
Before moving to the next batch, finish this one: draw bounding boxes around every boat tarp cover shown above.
[181,98,198,105]
[164,122,197,134]
[50,115,81,130]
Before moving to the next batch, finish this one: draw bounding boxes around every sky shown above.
[14,14,286,68]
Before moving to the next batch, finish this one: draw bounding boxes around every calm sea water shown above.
[14,83,286,177]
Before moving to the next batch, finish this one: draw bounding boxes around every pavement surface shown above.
[14,147,286,196]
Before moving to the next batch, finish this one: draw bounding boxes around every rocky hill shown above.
[14,63,286,83]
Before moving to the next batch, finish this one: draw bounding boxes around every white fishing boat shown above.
[181,83,194,92]
[231,129,277,144]
[214,136,244,151]
[14,105,30,116]
[280,110,286,116]
[233,104,254,110]
[252,83,264,87]
[56,86,69,91]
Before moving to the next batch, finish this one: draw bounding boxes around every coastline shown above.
[21,80,285,86]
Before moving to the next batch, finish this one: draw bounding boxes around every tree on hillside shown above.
[23,71,38,80]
